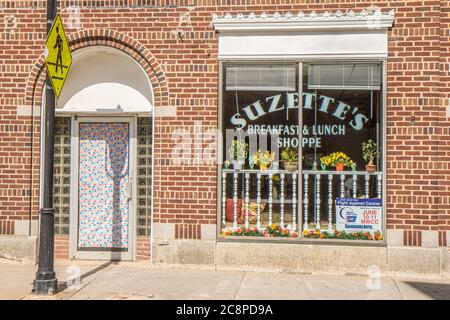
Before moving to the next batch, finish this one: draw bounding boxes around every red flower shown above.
[292,233,298,238]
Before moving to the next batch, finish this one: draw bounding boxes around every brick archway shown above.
[25,29,168,109]
[25,29,168,260]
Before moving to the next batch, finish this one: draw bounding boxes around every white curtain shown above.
[308,63,381,90]
[226,64,297,91]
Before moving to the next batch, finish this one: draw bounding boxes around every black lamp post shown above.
[32,0,58,295]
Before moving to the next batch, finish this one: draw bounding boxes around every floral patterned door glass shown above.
[78,122,129,249]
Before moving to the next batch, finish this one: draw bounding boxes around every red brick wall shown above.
[438,0,450,247]
[136,237,151,260]
[0,1,448,249]
[55,235,69,259]
[0,220,14,235]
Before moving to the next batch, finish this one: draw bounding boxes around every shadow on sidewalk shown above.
[404,281,450,300]
[57,261,115,291]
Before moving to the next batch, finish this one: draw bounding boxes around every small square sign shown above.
[336,198,382,233]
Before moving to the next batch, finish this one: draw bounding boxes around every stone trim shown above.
[212,9,395,31]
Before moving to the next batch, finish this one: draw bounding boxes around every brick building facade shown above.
[0,0,449,277]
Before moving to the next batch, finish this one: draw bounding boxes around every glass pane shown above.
[136,117,153,238]
[221,62,299,235]
[302,62,383,240]
[53,117,71,236]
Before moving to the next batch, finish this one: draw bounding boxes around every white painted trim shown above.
[213,10,394,61]
[212,10,395,32]
[69,116,136,261]
[382,60,388,243]
[149,110,155,260]
[218,54,389,60]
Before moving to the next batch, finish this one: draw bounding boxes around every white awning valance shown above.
[212,10,395,60]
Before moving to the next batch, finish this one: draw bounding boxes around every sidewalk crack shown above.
[59,263,115,300]
[392,278,407,300]
[233,272,246,300]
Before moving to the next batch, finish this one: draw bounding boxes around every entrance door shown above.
[70,117,135,260]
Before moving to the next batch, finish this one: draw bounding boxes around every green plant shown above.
[303,229,382,241]
[320,152,354,168]
[361,139,381,165]
[228,139,248,162]
[220,224,298,238]
[281,147,298,165]
[252,149,275,168]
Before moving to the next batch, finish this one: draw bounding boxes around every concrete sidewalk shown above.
[1,258,449,300]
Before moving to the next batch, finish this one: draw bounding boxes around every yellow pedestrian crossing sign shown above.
[45,14,72,99]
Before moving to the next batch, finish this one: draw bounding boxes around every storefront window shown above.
[220,62,384,241]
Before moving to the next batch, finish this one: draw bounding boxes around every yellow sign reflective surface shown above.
[45,14,72,98]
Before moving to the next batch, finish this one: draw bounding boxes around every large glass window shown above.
[220,62,384,241]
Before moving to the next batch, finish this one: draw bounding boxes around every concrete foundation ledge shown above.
[0,235,37,263]
[151,239,215,266]
[150,240,450,279]
[215,242,388,276]
[388,246,449,279]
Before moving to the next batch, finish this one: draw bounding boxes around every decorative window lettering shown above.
[231,93,368,131]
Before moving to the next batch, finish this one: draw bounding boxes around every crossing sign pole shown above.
[33,0,58,295]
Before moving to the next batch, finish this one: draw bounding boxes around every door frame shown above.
[69,116,137,261]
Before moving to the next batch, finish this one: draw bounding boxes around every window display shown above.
[220,62,384,240]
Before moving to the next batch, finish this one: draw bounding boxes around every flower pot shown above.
[335,163,344,171]
[233,161,243,170]
[284,162,298,172]
[365,163,376,173]
[259,163,268,171]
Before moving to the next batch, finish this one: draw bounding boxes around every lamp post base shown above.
[32,277,58,295]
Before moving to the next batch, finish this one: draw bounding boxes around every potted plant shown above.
[228,139,248,170]
[320,152,354,172]
[252,149,275,171]
[281,147,298,172]
[361,139,380,173]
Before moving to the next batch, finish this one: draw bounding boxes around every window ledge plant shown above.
[361,139,380,173]
[221,224,298,238]
[303,229,383,241]
[252,149,275,171]
[320,152,354,171]
[281,147,298,172]
[228,139,248,170]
